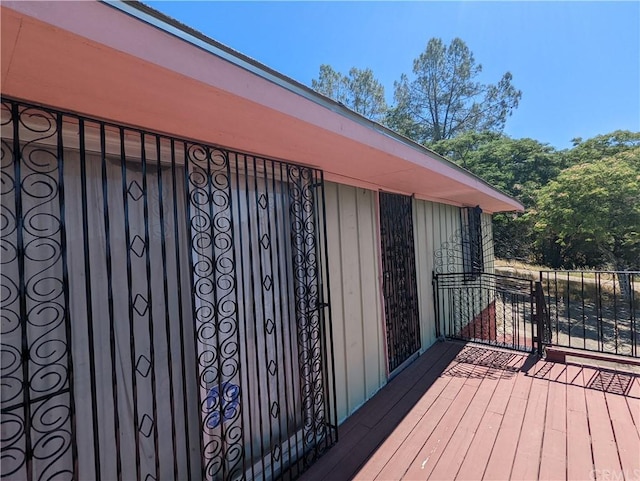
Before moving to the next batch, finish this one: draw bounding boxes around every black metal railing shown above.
[434,272,535,352]
[0,98,337,480]
[534,281,551,356]
[539,271,639,358]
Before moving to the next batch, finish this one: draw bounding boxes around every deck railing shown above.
[433,272,536,352]
[539,271,639,358]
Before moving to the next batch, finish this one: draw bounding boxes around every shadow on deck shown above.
[300,340,640,481]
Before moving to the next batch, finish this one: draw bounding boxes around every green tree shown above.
[567,130,640,166]
[311,64,387,122]
[533,148,640,270]
[432,132,561,205]
[386,38,522,143]
[431,132,562,261]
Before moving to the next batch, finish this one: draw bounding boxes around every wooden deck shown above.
[301,341,640,481]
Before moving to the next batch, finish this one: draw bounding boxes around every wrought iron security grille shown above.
[461,206,484,276]
[0,98,337,481]
[433,209,494,276]
[378,192,421,373]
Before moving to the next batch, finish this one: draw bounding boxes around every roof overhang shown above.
[1,0,523,213]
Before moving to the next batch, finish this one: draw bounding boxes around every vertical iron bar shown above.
[244,154,267,478]
[597,273,603,352]
[318,169,337,445]
[554,271,559,343]
[253,157,275,481]
[632,274,637,357]
[471,276,477,341]
[100,123,122,481]
[613,272,618,354]
[500,286,505,345]
[140,133,161,479]
[529,280,534,353]
[234,155,256,480]
[566,271,571,349]
[488,279,493,345]
[433,275,439,339]
[306,169,319,456]
[56,111,78,480]
[13,103,33,481]
[450,285,455,338]
[535,282,542,355]
[155,136,178,480]
[312,169,328,452]
[513,292,519,349]
[78,119,102,480]
[537,272,542,353]
[265,158,288,472]
[171,139,192,479]
[11,103,33,481]
[581,273,586,350]
[120,127,142,481]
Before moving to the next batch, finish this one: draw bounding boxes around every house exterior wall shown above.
[482,212,496,273]
[1,94,503,478]
[324,188,498,424]
[324,182,386,423]
[414,200,464,351]
[0,4,516,477]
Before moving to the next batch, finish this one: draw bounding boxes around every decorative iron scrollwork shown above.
[1,102,74,481]
[433,211,494,275]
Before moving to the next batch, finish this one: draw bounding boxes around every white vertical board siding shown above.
[413,200,465,352]
[324,182,386,423]
[482,212,495,273]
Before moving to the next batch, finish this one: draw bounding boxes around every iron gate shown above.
[0,98,337,481]
[434,272,537,352]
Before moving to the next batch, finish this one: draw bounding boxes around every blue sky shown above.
[146,1,639,150]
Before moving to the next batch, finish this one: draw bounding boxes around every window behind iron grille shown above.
[0,98,337,481]
[461,205,484,276]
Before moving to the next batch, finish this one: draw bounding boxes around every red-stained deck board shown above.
[351,342,453,430]
[455,357,525,481]
[305,342,462,481]
[482,371,533,480]
[582,367,623,481]
[627,375,640,429]
[353,360,458,480]
[455,411,503,481]
[298,342,638,481]
[604,390,640,476]
[400,383,480,480]
[375,365,480,480]
[509,373,549,481]
[566,364,595,481]
[539,362,568,481]
[427,365,506,481]
[627,394,640,432]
